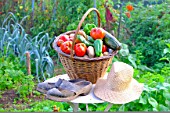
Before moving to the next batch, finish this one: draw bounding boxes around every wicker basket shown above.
[53,8,118,84]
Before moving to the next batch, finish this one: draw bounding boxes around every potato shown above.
[87,46,95,58]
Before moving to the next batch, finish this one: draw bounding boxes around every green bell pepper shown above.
[83,23,96,35]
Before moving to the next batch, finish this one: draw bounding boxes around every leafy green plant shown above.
[0,12,55,82]
[116,43,154,73]
[0,56,34,98]
[0,108,5,112]
[159,43,170,63]
[9,100,64,112]
[119,83,170,111]
[0,12,31,62]
[30,32,54,82]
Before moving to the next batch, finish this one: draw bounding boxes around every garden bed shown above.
[0,88,45,110]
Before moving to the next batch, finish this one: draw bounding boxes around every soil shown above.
[0,89,17,106]
[0,88,45,110]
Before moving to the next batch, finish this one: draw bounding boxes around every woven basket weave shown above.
[53,8,118,84]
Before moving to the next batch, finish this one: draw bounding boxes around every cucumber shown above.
[87,35,95,43]
[77,35,93,47]
[94,39,103,57]
[103,30,121,50]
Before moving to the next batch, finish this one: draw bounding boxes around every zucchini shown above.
[103,30,121,50]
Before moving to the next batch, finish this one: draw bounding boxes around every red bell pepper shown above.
[102,45,107,53]
[90,28,105,40]
[74,43,87,57]
[60,41,72,54]
[57,34,70,47]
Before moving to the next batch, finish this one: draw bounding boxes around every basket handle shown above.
[70,8,101,59]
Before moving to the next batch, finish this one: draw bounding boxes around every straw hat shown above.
[94,61,144,104]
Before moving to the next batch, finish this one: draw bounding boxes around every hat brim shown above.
[94,78,144,104]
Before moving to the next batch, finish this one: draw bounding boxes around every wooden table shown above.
[45,74,113,112]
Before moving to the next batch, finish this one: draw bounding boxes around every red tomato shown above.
[102,45,107,53]
[74,43,87,57]
[75,38,81,44]
[57,34,70,47]
[60,41,72,54]
[125,12,131,18]
[57,39,64,47]
[90,28,105,40]
[126,5,134,11]
[59,34,70,41]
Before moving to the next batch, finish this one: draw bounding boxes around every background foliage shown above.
[124,2,170,67]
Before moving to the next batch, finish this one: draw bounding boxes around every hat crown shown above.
[107,62,134,91]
